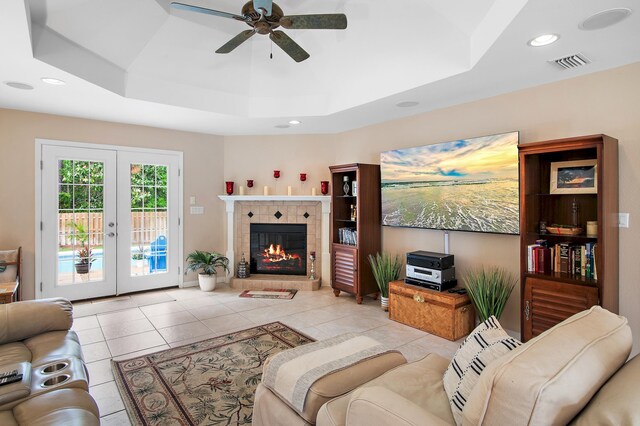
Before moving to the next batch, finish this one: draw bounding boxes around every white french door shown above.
[116,151,180,294]
[40,143,181,301]
[42,146,118,300]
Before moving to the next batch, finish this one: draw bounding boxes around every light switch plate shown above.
[618,213,629,228]
[190,196,196,205]
[190,206,204,215]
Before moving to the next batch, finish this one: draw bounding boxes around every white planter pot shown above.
[198,274,217,292]
[381,296,389,311]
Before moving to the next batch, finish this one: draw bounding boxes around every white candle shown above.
[263,186,268,196]
[239,186,245,195]
[288,186,292,196]
[311,187,317,196]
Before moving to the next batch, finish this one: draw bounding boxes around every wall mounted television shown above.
[380,131,520,235]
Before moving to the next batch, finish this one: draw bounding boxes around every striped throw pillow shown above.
[443,316,521,425]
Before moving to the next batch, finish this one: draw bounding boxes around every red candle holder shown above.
[225,181,234,195]
[273,170,281,179]
[247,180,254,188]
[321,181,330,195]
[299,173,307,182]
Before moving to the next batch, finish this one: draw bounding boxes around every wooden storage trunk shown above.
[389,280,475,341]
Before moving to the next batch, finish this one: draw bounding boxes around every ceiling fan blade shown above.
[216,30,256,54]
[170,2,247,22]
[279,14,347,30]
[269,30,310,62]
[253,0,273,16]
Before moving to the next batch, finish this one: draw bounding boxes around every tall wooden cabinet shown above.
[519,135,618,341]
[329,164,381,304]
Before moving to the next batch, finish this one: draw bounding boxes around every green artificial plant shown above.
[463,266,517,322]
[186,250,230,276]
[368,252,403,298]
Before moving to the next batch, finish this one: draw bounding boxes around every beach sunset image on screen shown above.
[381,132,519,234]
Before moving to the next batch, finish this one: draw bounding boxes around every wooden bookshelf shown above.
[329,163,381,304]
[519,134,618,341]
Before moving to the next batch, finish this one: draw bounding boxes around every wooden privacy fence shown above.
[58,212,167,247]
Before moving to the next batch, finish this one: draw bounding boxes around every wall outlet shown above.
[618,213,629,228]
[190,206,204,215]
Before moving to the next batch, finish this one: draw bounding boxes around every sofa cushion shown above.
[462,306,632,426]
[263,349,406,424]
[24,331,83,366]
[0,343,31,364]
[0,362,31,408]
[443,316,521,425]
[570,354,640,425]
[317,353,455,426]
[0,411,18,426]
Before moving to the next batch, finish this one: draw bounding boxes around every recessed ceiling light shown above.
[528,34,559,47]
[4,81,34,90]
[396,101,419,108]
[41,77,66,85]
[275,124,290,129]
[579,8,632,31]
[288,120,301,125]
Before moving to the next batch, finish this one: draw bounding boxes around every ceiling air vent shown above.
[550,53,591,70]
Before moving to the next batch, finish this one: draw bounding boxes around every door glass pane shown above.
[57,160,104,285]
[131,164,168,276]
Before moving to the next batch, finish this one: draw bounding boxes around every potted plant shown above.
[131,244,147,273]
[463,266,517,322]
[69,221,94,274]
[186,250,230,292]
[368,252,403,311]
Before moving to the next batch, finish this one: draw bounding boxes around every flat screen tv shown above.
[380,131,519,235]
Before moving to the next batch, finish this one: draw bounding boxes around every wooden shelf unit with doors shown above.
[519,135,618,342]
[329,163,381,304]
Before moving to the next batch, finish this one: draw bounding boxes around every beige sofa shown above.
[255,306,638,425]
[0,298,100,425]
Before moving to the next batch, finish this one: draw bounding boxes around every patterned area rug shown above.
[112,322,314,425]
[238,289,298,299]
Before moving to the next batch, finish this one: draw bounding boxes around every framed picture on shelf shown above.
[550,159,597,194]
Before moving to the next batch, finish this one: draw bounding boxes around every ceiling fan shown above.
[170,0,347,62]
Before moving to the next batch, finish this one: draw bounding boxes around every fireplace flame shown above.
[263,243,298,262]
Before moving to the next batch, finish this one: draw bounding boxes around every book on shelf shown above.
[338,227,357,246]
[527,240,597,279]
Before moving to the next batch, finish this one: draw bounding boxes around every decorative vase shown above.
[247,179,254,188]
[321,181,329,195]
[309,251,316,280]
[343,176,350,195]
[380,296,389,311]
[198,273,217,291]
[299,173,307,182]
[225,181,234,195]
[273,170,280,179]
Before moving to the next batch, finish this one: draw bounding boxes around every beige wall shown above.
[0,109,226,300]
[225,62,640,354]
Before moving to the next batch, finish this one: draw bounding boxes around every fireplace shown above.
[250,223,307,275]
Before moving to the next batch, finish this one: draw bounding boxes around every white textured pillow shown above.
[443,316,521,425]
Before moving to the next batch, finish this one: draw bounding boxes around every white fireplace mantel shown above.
[218,195,332,285]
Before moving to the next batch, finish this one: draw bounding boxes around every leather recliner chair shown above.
[0,298,100,425]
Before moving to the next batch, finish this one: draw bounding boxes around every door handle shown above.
[107,232,115,238]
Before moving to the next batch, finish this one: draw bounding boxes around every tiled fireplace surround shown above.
[219,196,331,290]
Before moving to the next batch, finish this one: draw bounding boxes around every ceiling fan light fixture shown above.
[528,34,559,47]
[41,77,66,85]
[288,120,301,125]
[396,101,419,108]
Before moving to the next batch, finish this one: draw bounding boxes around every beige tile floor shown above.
[72,285,462,425]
